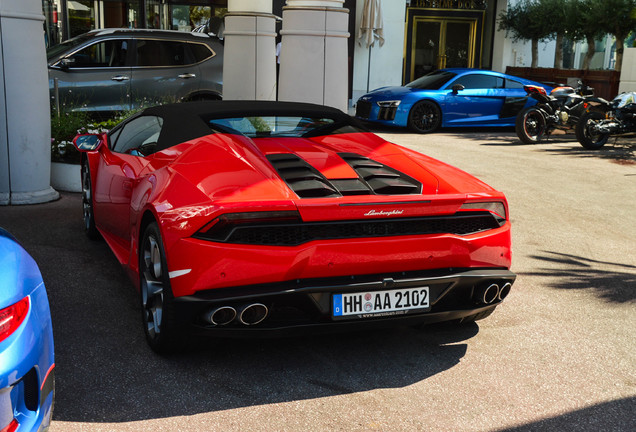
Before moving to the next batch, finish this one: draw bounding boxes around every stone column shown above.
[278,0,350,112]
[491,0,513,73]
[0,0,58,204]
[222,0,277,100]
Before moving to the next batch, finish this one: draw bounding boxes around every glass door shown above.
[409,18,477,82]
[445,21,473,68]
[412,20,442,79]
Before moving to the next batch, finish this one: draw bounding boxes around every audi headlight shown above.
[377,100,401,108]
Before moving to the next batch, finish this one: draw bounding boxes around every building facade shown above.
[42,0,229,46]
[42,0,622,107]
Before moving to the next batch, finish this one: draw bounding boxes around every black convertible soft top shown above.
[134,100,361,152]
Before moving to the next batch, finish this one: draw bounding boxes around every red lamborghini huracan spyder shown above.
[73,101,515,353]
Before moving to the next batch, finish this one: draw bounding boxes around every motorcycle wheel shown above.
[575,111,609,150]
[515,107,547,144]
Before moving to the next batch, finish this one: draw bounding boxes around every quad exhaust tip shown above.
[204,303,269,326]
[498,282,512,301]
[481,283,500,304]
[205,306,237,326]
[239,303,269,326]
[474,281,513,305]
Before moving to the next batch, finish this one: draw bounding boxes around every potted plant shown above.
[50,99,162,191]
[50,111,127,191]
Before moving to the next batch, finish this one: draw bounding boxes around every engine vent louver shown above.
[267,154,340,198]
[266,153,422,198]
[339,153,422,195]
[329,179,372,195]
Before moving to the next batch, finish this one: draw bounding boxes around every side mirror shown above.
[73,134,104,152]
[451,84,465,95]
[59,58,75,70]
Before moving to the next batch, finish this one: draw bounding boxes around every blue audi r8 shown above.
[355,68,552,133]
[0,228,54,432]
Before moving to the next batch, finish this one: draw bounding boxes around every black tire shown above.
[81,162,100,240]
[139,222,181,354]
[408,100,441,133]
[576,111,609,150]
[515,107,547,144]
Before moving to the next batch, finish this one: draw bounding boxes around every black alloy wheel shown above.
[140,222,180,353]
[81,162,99,239]
[576,111,609,150]
[515,107,547,144]
[408,100,442,133]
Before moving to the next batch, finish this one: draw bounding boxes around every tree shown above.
[498,0,553,68]
[499,0,636,71]
[567,0,607,69]
[596,0,636,71]
[535,0,574,68]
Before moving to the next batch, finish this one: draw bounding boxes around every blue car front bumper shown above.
[0,283,55,432]
[355,99,409,127]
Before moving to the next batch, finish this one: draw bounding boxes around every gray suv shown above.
[47,29,223,116]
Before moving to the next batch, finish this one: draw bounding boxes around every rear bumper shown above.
[167,225,513,298]
[173,267,516,337]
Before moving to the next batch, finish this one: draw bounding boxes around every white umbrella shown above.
[357,0,384,49]
[68,1,90,12]
[357,0,384,92]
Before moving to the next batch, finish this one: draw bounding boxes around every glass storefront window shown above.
[170,5,210,31]
[43,1,229,48]
[562,38,576,69]
[103,0,141,29]
[146,0,165,29]
[578,36,610,69]
[42,0,62,47]
[68,0,95,38]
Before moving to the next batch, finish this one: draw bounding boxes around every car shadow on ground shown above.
[496,396,636,432]
[438,126,636,160]
[369,124,583,147]
[447,128,636,163]
[0,193,480,424]
[478,134,577,146]
[519,251,636,303]
[367,124,517,138]
[54,322,476,423]
[540,137,636,164]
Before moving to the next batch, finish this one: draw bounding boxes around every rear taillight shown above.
[460,201,507,221]
[0,297,30,343]
[523,85,547,96]
[0,419,19,432]
[194,211,302,242]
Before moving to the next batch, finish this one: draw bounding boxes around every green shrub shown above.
[50,109,142,164]
[50,111,89,164]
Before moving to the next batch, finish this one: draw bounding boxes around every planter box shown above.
[50,162,81,193]
[506,67,620,100]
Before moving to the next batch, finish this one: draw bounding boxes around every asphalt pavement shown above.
[0,128,634,431]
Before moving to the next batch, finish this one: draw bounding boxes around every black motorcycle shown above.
[576,92,636,150]
[515,82,595,144]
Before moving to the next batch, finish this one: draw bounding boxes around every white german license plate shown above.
[332,287,430,318]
